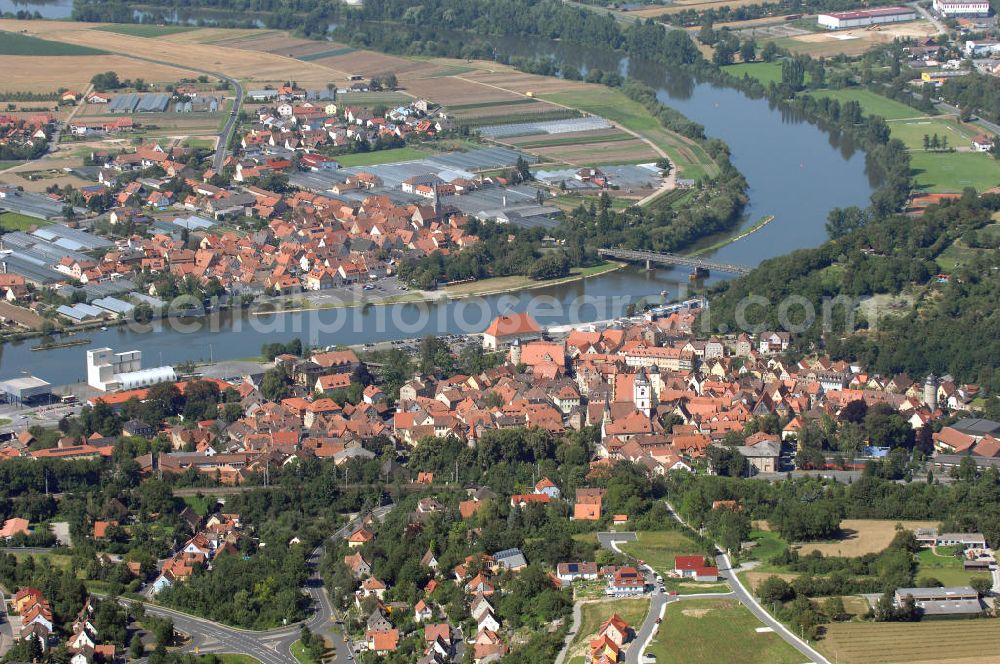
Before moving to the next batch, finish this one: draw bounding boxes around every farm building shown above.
[817,6,917,29]
[933,0,991,16]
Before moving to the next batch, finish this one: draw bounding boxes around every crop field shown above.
[312,49,438,78]
[336,91,413,106]
[0,30,106,56]
[646,599,804,664]
[462,69,595,96]
[530,139,659,165]
[403,75,530,107]
[797,520,939,557]
[910,151,1000,193]
[821,621,1000,664]
[539,87,718,179]
[94,25,199,38]
[809,88,923,120]
[505,128,631,148]
[566,598,650,663]
[0,20,346,87]
[0,54,191,94]
[165,28,276,45]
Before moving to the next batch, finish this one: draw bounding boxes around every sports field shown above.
[821,621,1000,664]
[889,118,980,150]
[911,151,1000,193]
[645,599,804,664]
[335,147,428,167]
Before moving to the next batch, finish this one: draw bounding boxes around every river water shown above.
[0,23,876,383]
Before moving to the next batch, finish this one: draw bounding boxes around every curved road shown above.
[121,504,394,664]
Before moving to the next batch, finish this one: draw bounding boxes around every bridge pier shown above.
[645,259,652,270]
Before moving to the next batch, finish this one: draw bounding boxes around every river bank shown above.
[250,262,626,316]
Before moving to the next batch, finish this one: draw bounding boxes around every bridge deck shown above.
[598,248,751,275]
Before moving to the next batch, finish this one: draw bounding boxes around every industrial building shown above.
[86,347,175,392]
[0,375,52,405]
[933,0,991,16]
[817,6,917,29]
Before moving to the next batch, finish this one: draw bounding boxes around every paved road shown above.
[663,502,830,664]
[115,503,395,664]
[0,589,13,658]
[910,2,948,35]
[75,50,243,173]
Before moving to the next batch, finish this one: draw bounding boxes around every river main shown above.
[0,43,875,384]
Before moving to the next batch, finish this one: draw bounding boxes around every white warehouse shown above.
[933,0,991,16]
[817,6,917,29]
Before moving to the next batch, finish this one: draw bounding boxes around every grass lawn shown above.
[915,564,990,587]
[936,224,1000,270]
[567,598,650,662]
[290,640,317,664]
[335,147,428,167]
[646,599,804,664]
[0,31,107,56]
[539,88,718,179]
[10,551,72,570]
[183,138,216,150]
[94,24,200,38]
[442,261,621,297]
[0,212,50,231]
[618,530,703,577]
[182,494,216,517]
[888,118,979,151]
[723,62,785,85]
[0,160,26,170]
[205,656,261,664]
[910,151,1000,193]
[745,529,787,564]
[808,88,923,120]
[821,620,1000,664]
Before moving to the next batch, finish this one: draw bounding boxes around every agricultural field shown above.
[910,151,1000,193]
[539,87,718,180]
[808,88,923,120]
[0,30,106,56]
[504,128,629,148]
[336,91,413,106]
[797,519,939,557]
[0,20,345,87]
[529,138,660,166]
[565,598,650,664]
[645,599,805,664]
[0,54,194,94]
[94,25,200,38]
[404,75,532,108]
[311,49,437,78]
[821,620,1000,664]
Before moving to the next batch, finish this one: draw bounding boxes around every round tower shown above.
[923,374,938,410]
